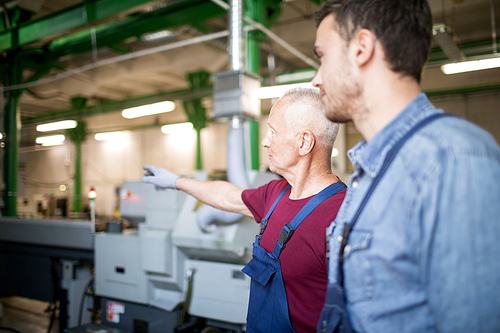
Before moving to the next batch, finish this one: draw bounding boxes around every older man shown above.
[312,1,500,332]
[143,88,346,332]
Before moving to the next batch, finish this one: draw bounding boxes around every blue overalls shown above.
[316,113,451,333]
[242,182,347,333]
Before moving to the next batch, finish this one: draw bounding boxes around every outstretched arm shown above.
[142,165,252,217]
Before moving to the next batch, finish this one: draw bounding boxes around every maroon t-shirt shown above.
[241,178,346,332]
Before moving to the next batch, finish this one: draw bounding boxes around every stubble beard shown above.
[324,81,364,123]
[323,48,366,123]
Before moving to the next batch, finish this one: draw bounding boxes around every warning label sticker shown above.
[106,301,125,323]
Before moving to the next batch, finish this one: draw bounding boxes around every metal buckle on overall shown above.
[277,223,295,249]
[258,218,269,240]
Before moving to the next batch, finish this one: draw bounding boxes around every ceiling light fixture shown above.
[274,70,317,84]
[142,30,175,41]
[36,120,77,132]
[122,101,175,119]
[36,134,65,146]
[95,131,124,141]
[161,122,193,134]
[441,56,500,75]
[257,82,316,99]
[432,24,465,63]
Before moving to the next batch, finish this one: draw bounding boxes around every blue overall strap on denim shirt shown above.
[326,93,500,333]
[317,113,450,333]
[243,182,347,333]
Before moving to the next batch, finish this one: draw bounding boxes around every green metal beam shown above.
[22,86,213,125]
[46,0,227,59]
[425,84,500,97]
[429,38,500,62]
[307,0,326,5]
[0,0,158,52]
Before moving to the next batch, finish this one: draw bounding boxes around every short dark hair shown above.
[315,0,432,82]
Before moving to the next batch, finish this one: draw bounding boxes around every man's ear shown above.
[353,28,376,67]
[298,130,316,156]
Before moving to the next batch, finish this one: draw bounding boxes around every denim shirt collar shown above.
[348,93,439,178]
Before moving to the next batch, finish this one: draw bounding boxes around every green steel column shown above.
[245,0,264,74]
[195,128,202,170]
[183,98,207,171]
[74,139,82,212]
[2,53,22,216]
[184,71,210,170]
[67,97,87,213]
[245,0,265,170]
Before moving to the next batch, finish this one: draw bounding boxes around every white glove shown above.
[142,165,180,189]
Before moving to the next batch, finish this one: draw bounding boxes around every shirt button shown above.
[344,245,351,253]
[337,235,343,243]
[352,181,358,189]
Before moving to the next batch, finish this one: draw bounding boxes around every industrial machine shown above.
[0,217,94,331]
[95,171,278,333]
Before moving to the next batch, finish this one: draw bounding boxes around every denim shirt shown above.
[327,93,500,333]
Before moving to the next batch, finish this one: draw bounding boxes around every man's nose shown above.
[261,136,270,147]
[312,70,322,88]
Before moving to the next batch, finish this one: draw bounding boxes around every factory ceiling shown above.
[0,0,499,139]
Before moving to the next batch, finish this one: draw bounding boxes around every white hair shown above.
[279,87,339,150]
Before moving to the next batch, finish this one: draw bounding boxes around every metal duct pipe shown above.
[226,117,250,189]
[196,205,243,232]
[229,0,244,71]
[211,0,319,69]
[197,0,251,232]
[196,118,250,232]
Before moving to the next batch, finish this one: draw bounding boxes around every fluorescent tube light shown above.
[275,70,317,84]
[441,57,500,74]
[161,122,193,134]
[142,30,175,41]
[36,120,77,132]
[122,101,175,119]
[36,134,65,146]
[257,82,316,99]
[95,131,124,141]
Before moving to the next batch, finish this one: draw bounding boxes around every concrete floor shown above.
[0,296,59,333]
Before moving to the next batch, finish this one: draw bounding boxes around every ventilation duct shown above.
[197,0,261,231]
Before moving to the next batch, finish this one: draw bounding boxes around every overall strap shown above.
[273,181,347,258]
[338,113,452,282]
[255,184,291,244]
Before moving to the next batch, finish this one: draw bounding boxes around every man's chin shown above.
[268,165,280,175]
[326,112,352,123]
